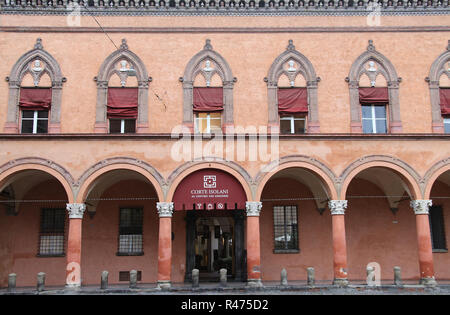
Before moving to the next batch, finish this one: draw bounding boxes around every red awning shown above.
[19,88,52,111]
[193,87,223,112]
[173,169,247,211]
[440,88,450,115]
[107,87,138,119]
[359,87,389,105]
[277,88,308,114]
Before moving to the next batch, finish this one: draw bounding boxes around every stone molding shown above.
[4,38,66,133]
[410,199,432,215]
[346,40,402,133]
[246,201,262,216]
[66,203,86,218]
[265,40,320,133]
[157,202,174,217]
[328,199,347,215]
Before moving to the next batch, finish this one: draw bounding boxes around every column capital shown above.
[328,200,348,215]
[157,202,174,218]
[246,201,262,217]
[66,203,86,219]
[410,200,432,215]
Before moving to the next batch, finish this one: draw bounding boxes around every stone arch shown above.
[75,157,165,204]
[339,155,422,203]
[166,159,253,202]
[423,157,450,199]
[0,157,75,206]
[94,39,151,133]
[180,39,236,131]
[265,40,321,133]
[426,40,450,133]
[346,40,402,133]
[4,38,66,134]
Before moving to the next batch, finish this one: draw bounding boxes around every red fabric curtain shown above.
[277,88,308,114]
[440,88,450,115]
[193,87,223,112]
[107,87,138,119]
[19,88,52,111]
[359,87,389,105]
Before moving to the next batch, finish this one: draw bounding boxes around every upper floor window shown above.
[19,87,52,134]
[107,86,138,134]
[280,114,306,134]
[193,82,223,133]
[359,87,389,134]
[439,87,450,133]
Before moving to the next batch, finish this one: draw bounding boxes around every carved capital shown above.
[157,202,174,218]
[246,201,262,217]
[66,203,86,219]
[328,200,348,215]
[410,200,432,215]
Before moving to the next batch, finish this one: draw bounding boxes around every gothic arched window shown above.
[94,39,151,133]
[180,39,236,133]
[426,40,450,133]
[265,40,320,134]
[346,40,402,134]
[4,38,65,134]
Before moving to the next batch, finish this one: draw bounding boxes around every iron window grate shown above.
[273,205,299,251]
[38,208,66,256]
[118,208,144,255]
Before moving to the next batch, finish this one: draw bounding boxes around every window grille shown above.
[118,208,143,255]
[273,205,299,251]
[429,206,447,251]
[39,208,66,256]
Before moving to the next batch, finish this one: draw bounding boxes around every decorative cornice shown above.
[157,202,174,217]
[66,203,86,219]
[246,201,262,217]
[328,200,347,215]
[410,199,432,215]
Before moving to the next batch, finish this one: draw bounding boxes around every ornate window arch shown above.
[94,39,151,133]
[426,40,450,133]
[180,39,236,132]
[346,40,402,133]
[4,38,66,133]
[265,40,321,133]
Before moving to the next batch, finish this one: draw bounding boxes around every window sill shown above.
[116,252,144,256]
[273,249,300,254]
[432,249,448,253]
[36,254,65,258]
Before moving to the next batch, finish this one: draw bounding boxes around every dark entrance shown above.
[185,210,246,282]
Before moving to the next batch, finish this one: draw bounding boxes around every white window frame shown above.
[279,115,306,134]
[21,110,48,134]
[444,118,450,134]
[361,104,387,134]
[194,112,221,134]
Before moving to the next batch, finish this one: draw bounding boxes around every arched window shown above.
[265,40,320,134]
[180,39,236,133]
[94,39,151,133]
[426,40,450,133]
[346,40,402,134]
[4,38,65,134]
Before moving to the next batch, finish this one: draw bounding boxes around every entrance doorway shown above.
[185,210,246,283]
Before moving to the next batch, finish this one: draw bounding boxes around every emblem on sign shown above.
[217,203,224,209]
[203,175,217,188]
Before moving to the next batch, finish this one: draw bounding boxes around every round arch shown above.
[0,158,75,203]
[75,158,165,203]
[423,158,450,199]
[339,156,422,201]
[166,161,253,203]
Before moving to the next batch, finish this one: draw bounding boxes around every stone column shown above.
[410,200,437,286]
[157,202,174,290]
[245,201,263,287]
[65,203,86,288]
[328,200,349,286]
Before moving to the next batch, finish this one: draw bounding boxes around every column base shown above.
[420,277,437,287]
[246,279,263,288]
[332,278,349,287]
[65,283,81,290]
[157,280,171,291]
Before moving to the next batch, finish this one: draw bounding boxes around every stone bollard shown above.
[307,267,315,286]
[192,269,200,288]
[129,270,137,289]
[219,268,227,287]
[101,271,109,290]
[37,272,46,292]
[8,273,16,292]
[394,266,402,286]
[280,268,288,286]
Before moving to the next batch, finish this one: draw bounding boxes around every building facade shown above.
[0,1,450,289]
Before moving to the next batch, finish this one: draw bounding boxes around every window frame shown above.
[361,104,388,134]
[194,112,222,134]
[279,114,307,134]
[117,207,144,256]
[37,208,66,257]
[109,118,136,134]
[443,117,450,134]
[429,205,448,253]
[273,205,300,254]
[21,109,49,134]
